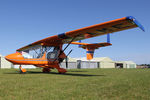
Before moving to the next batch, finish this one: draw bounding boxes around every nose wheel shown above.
[19,65,26,74]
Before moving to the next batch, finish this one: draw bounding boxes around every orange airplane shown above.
[5,16,144,74]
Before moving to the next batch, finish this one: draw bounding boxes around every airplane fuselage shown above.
[5,44,67,73]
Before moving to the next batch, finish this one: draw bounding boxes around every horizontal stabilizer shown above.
[71,42,112,49]
[71,42,112,60]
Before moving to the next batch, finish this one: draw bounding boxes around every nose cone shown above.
[5,52,23,63]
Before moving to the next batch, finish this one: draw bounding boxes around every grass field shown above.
[0,68,150,100]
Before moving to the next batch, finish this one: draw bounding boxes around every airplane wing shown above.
[17,16,144,51]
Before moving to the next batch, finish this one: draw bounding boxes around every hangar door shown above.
[60,62,77,69]
[115,63,123,68]
[81,61,98,69]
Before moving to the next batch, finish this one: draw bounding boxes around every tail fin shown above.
[86,48,95,60]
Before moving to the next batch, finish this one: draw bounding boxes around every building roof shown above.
[115,61,136,64]
[67,57,113,62]
[67,57,136,65]
[123,61,136,64]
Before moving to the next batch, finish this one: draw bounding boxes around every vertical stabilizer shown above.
[86,48,95,60]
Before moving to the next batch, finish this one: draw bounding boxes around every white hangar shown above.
[60,57,137,69]
[0,54,12,68]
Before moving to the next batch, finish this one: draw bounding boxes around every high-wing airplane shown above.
[5,16,144,74]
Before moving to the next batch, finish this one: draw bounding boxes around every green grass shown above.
[0,68,150,100]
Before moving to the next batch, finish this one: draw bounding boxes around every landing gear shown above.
[42,68,51,73]
[42,65,67,74]
[19,65,27,74]
[54,64,67,74]
[58,68,67,74]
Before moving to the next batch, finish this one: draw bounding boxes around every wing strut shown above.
[65,49,73,69]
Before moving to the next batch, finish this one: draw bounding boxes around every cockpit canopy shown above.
[18,45,60,59]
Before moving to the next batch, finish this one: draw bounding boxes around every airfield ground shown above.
[0,68,150,100]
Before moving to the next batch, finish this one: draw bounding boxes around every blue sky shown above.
[0,0,149,64]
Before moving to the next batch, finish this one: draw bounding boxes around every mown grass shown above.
[0,68,150,100]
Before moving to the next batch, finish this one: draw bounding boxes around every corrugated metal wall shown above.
[60,61,99,69]
[81,61,98,69]
[60,62,77,69]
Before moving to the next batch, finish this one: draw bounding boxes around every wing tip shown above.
[126,16,145,32]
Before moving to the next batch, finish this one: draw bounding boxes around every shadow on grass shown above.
[68,70,88,72]
[31,71,104,77]
[4,71,105,77]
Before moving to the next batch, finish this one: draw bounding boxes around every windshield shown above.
[20,45,59,59]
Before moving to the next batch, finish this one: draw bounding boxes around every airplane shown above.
[5,16,144,74]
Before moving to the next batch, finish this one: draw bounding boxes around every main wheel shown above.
[58,68,67,74]
[42,68,51,73]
